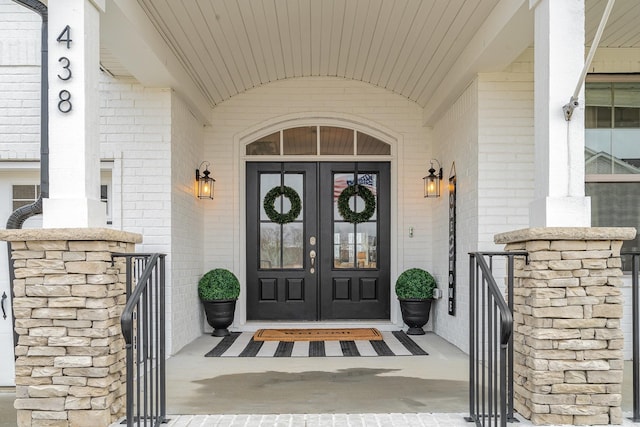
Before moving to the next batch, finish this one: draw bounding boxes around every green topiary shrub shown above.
[198,269,240,301]
[395,268,437,300]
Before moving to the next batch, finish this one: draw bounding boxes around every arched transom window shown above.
[246,126,390,156]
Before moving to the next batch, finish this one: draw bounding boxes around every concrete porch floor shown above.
[165,332,468,415]
[2,332,640,426]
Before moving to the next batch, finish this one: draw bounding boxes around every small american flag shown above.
[334,173,377,200]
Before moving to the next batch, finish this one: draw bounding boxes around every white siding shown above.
[590,48,640,73]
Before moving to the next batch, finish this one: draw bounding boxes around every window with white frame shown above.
[101,184,112,225]
[12,184,40,211]
[585,75,640,268]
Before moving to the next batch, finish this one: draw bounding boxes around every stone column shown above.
[0,228,141,427]
[496,227,636,425]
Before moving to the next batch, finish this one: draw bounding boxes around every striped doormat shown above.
[204,331,428,357]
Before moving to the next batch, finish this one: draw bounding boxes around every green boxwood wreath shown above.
[263,185,302,224]
[338,184,376,224]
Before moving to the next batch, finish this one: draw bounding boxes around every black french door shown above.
[246,162,389,320]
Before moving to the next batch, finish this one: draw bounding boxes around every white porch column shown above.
[529,0,591,227]
[44,0,106,228]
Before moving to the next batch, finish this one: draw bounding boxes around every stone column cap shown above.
[0,228,142,244]
[495,227,637,244]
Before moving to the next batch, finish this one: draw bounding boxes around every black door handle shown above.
[1,292,6,320]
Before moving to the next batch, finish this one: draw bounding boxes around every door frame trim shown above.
[234,112,405,329]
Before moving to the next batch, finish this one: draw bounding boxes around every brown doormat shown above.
[253,328,383,342]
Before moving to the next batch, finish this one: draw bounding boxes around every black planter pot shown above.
[202,299,237,337]
[399,299,432,335]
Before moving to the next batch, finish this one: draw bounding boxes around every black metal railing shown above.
[116,253,167,427]
[467,251,526,427]
[624,251,640,421]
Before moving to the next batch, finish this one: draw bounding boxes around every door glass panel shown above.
[333,172,379,220]
[356,222,377,269]
[283,223,303,268]
[259,171,304,269]
[334,223,354,268]
[260,223,281,269]
[333,172,352,219]
[320,127,354,155]
[247,132,280,155]
[260,174,281,221]
[358,173,378,219]
[284,173,304,220]
[283,127,317,155]
[333,172,378,269]
[357,132,390,155]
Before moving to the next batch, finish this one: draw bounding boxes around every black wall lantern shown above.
[423,159,443,198]
[196,161,215,200]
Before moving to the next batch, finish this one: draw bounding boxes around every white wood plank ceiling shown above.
[123,0,640,109]
[586,0,640,48]
[134,0,501,108]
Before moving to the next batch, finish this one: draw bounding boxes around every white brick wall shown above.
[478,50,534,250]
[432,79,480,352]
[477,51,536,314]
[170,92,204,352]
[99,76,171,251]
[205,77,432,327]
[0,0,41,158]
[478,49,534,250]
[0,0,40,67]
[0,66,40,156]
[98,75,177,350]
[431,49,535,353]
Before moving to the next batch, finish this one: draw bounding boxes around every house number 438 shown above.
[56,25,73,113]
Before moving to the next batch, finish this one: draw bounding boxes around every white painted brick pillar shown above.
[44,0,106,227]
[497,227,637,426]
[529,0,591,227]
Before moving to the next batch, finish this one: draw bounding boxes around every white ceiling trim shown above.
[103,0,211,124]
